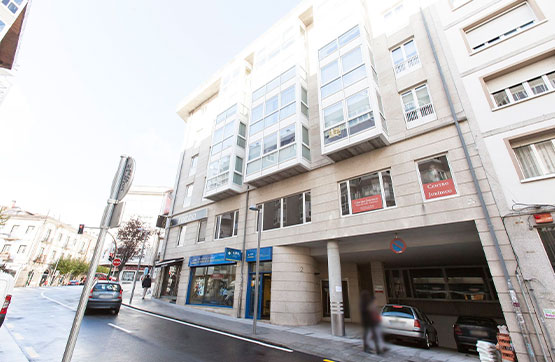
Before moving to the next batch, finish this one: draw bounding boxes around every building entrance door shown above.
[160,263,182,303]
[246,262,271,319]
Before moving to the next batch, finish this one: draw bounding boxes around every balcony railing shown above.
[405,103,435,123]
[394,54,420,75]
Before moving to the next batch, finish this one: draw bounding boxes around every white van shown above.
[0,271,15,327]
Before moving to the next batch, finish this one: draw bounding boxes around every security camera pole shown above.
[62,155,135,362]
[249,204,262,334]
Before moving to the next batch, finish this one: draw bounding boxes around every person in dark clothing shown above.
[360,291,384,354]
[141,274,152,299]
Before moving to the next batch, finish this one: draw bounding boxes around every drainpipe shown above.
[236,187,250,318]
[419,8,536,361]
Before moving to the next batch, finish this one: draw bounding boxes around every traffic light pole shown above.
[62,156,131,362]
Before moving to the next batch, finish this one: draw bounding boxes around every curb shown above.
[121,303,302,353]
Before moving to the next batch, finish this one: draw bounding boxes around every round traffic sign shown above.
[390,238,407,254]
[112,258,122,267]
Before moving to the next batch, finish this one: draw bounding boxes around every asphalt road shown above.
[5,286,324,362]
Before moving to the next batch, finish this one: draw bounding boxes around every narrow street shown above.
[4,287,323,362]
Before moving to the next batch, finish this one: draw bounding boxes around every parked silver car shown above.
[86,281,122,314]
[381,304,438,349]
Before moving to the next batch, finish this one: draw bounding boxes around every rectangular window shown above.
[26,226,35,234]
[465,2,537,52]
[323,102,344,129]
[251,104,263,122]
[513,136,555,179]
[1,244,10,253]
[265,95,279,115]
[417,155,457,200]
[188,155,198,176]
[17,245,26,254]
[538,229,555,272]
[214,210,239,239]
[340,170,396,216]
[183,184,193,207]
[248,141,261,161]
[280,124,295,147]
[263,133,277,154]
[391,39,420,75]
[280,86,295,106]
[177,225,187,247]
[341,47,363,73]
[11,225,19,235]
[197,219,207,243]
[401,84,435,127]
[188,264,236,307]
[259,191,311,231]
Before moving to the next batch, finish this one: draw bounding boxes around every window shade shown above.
[487,57,555,92]
[466,3,535,50]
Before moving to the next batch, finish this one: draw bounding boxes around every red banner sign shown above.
[351,194,383,214]
[423,178,456,200]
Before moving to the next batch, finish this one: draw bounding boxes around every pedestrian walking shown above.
[141,274,152,299]
[360,291,384,354]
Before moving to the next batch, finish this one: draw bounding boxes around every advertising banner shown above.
[422,178,456,200]
[225,248,242,262]
[189,252,235,267]
[351,194,383,213]
[246,247,273,262]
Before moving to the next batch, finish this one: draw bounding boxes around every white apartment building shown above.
[99,186,171,284]
[0,202,95,287]
[156,0,554,359]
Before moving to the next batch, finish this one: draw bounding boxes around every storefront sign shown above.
[534,213,553,224]
[188,252,235,267]
[544,309,555,319]
[422,178,456,200]
[246,247,273,262]
[171,208,208,227]
[224,247,242,262]
[390,238,407,254]
[351,194,383,213]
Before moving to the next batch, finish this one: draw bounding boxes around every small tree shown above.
[96,266,110,274]
[116,218,152,280]
[0,206,9,227]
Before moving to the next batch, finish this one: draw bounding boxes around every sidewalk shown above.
[122,293,478,362]
[0,325,28,362]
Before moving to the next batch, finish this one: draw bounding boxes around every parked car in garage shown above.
[86,281,122,314]
[381,304,438,349]
[454,316,498,353]
[0,271,15,328]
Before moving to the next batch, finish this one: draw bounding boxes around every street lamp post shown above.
[249,205,262,335]
[129,228,147,304]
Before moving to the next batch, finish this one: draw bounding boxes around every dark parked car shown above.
[381,304,438,349]
[86,281,122,314]
[454,316,498,353]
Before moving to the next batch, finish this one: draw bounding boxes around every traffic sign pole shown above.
[62,156,134,362]
[129,231,147,304]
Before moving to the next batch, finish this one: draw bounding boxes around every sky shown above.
[0,0,300,227]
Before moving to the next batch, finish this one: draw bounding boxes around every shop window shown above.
[197,219,207,243]
[188,264,236,307]
[446,267,490,300]
[258,191,311,231]
[121,271,136,282]
[214,210,239,239]
[340,170,395,216]
[416,155,457,201]
[512,134,555,180]
[538,229,555,272]
[465,2,538,52]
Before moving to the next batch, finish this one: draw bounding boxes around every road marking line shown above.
[13,332,24,340]
[40,292,76,311]
[122,305,293,353]
[25,346,40,359]
[108,323,132,334]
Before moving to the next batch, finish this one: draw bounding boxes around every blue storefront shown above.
[186,247,273,319]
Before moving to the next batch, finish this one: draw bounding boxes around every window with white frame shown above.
[391,39,420,76]
[490,68,555,108]
[177,225,187,246]
[320,45,367,100]
[416,155,457,201]
[197,219,207,243]
[318,26,361,60]
[302,125,311,161]
[401,84,435,127]
[17,245,26,254]
[340,170,396,216]
[188,155,198,176]
[10,225,19,235]
[512,134,555,180]
[211,105,238,157]
[214,210,239,239]
[183,183,193,207]
[465,2,538,52]
[206,155,231,192]
[0,20,5,33]
[2,0,22,14]
[25,225,35,234]
[257,191,311,231]
[323,88,376,145]
[1,244,10,253]
[42,229,51,242]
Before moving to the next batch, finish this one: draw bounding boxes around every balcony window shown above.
[341,47,363,73]
[391,40,420,76]
[340,170,396,216]
[214,210,239,239]
[205,155,231,192]
[263,133,277,154]
[513,136,555,180]
[258,191,311,231]
[320,45,366,99]
[401,84,435,128]
[323,102,344,129]
[265,95,279,114]
[248,141,261,161]
[417,155,457,201]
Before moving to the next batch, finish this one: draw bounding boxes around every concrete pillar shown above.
[327,241,345,336]
[370,261,388,308]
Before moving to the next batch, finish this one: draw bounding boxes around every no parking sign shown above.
[390,238,407,254]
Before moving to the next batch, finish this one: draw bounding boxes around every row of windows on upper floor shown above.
[175,154,459,246]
